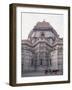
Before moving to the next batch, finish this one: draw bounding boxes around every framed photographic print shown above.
[9,3,70,86]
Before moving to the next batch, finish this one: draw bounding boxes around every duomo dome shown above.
[28,20,59,45]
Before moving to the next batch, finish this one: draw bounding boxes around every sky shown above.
[21,12,64,40]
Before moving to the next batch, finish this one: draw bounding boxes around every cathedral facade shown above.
[21,20,63,77]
